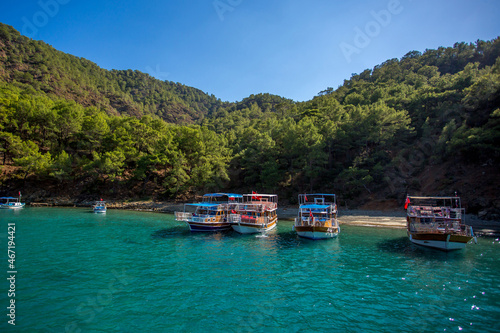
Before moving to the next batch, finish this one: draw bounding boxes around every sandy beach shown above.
[277,207,500,237]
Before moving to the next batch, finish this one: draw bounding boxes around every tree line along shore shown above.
[0,23,499,219]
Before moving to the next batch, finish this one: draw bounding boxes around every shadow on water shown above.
[377,236,466,261]
[149,224,342,252]
[151,226,193,239]
[123,238,142,245]
[270,229,343,250]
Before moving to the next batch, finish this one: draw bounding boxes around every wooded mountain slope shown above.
[0,22,499,218]
[0,23,225,124]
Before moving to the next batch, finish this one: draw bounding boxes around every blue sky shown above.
[1,0,499,102]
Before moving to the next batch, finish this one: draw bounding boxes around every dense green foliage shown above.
[0,22,499,205]
[0,23,225,124]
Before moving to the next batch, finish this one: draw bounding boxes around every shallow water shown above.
[1,207,499,332]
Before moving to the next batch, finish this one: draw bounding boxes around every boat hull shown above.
[295,226,339,240]
[409,233,473,251]
[231,220,277,234]
[0,204,25,209]
[186,221,231,232]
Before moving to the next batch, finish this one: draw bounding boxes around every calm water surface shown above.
[1,207,500,332]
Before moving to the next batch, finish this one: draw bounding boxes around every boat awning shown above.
[185,203,221,208]
[407,196,459,200]
[203,193,242,199]
[301,204,330,209]
[0,197,18,200]
[305,193,336,196]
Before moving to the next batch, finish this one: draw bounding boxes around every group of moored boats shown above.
[175,192,477,251]
[1,190,478,251]
[175,192,279,234]
[174,192,340,239]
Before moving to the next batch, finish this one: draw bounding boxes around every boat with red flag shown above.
[175,193,243,232]
[93,199,107,213]
[293,193,340,239]
[0,193,25,209]
[229,192,278,234]
[405,195,476,251]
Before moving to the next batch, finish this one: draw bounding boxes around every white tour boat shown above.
[406,195,476,251]
[175,193,242,232]
[293,193,340,240]
[229,193,278,234]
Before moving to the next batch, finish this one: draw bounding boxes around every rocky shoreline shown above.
[28,200,500,237]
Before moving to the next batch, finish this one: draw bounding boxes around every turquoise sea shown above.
[1,207,500,333]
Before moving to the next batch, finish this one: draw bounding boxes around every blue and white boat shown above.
[93,200,107,213]
[0,196,25,209]
[293,193,340,240]
[175,193,242,232]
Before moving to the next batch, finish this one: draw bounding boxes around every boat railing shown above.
[254,216,270,225]
[236,202,277,212]
[227,214,241,223]
[190,214,220,223]
[231,214,270,225]
[295,217,336,227]
[409,220,472,236]
[261,202,277,210]
[224,203,240,211]
[408,206,464,219]
[175,211,191,221]
[175,212,219,223]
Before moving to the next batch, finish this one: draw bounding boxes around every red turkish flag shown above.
[404,197,410,209]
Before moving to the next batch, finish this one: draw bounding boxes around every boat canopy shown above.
[305,193,336,197]
[300,204,331,209]
[407,196,460,200]
[186,203,222,208]
[244,194,277,198]
[243,193,278,202]
[406,196,461,208]
[0,197,18,200]
[298,193,336,205]
[203,193,242,199]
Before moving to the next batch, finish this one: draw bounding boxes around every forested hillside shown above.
[0,22,499,218]
[0,23,225,124]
